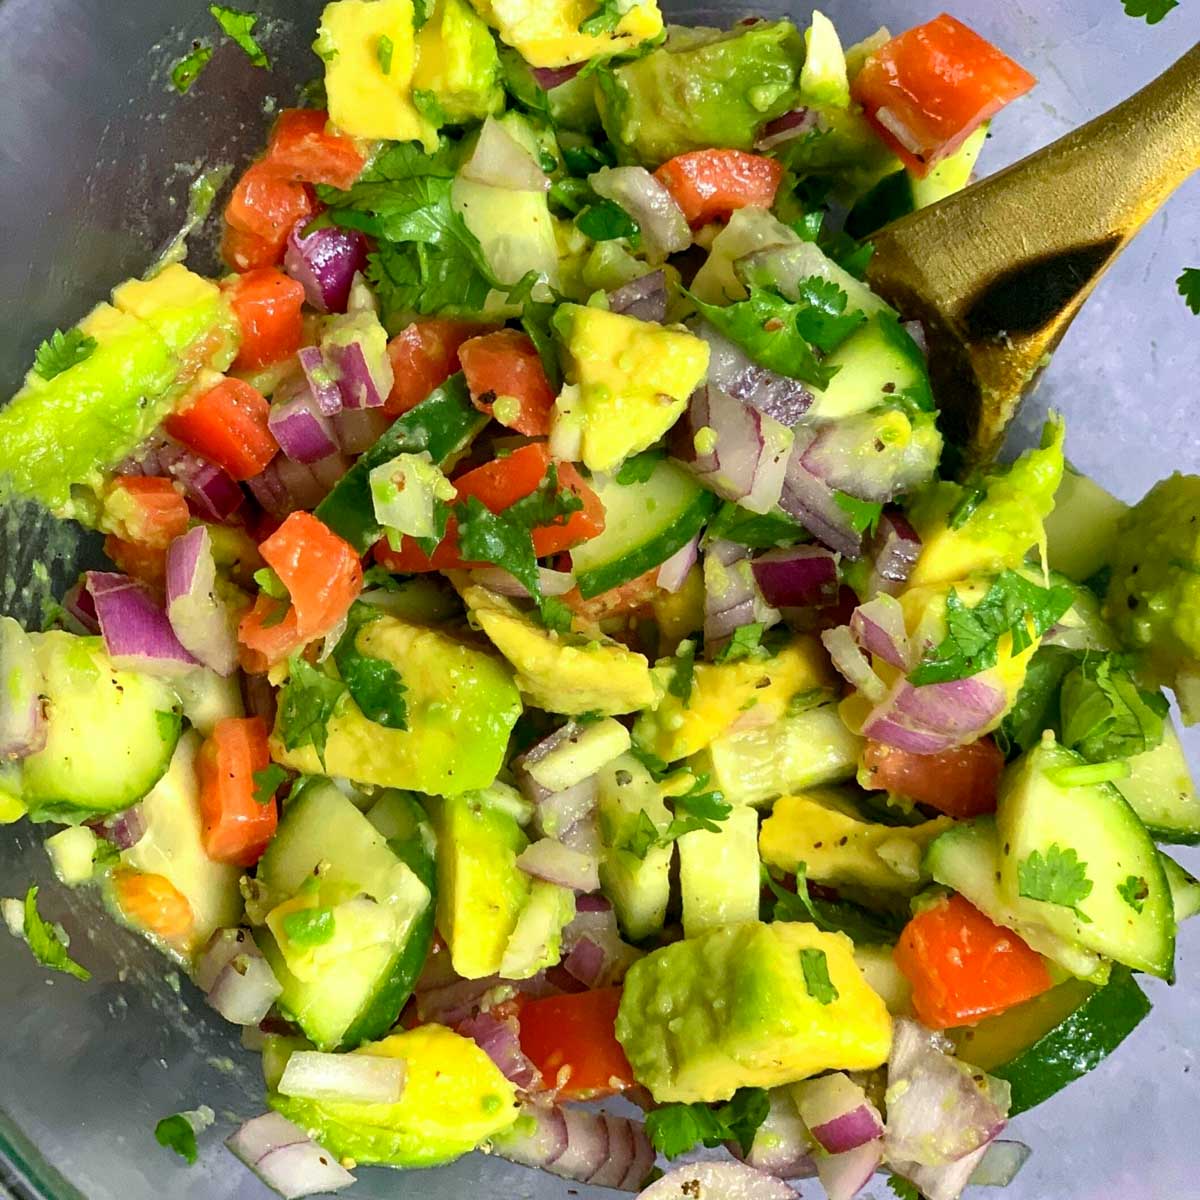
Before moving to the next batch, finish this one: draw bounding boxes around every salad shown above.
[0,3,1197,1199]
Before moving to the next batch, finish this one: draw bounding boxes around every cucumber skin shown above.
[991,967,1151,1115]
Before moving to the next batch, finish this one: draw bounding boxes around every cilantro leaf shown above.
[909,571,1075,686]
[714,623,764,663]
[412,0,430,28]
[281,906,336,947]
[996,644,1079,757]
[276,655,347,767]
[663,776,732,840]
[617,809,663,859]
[1122,0,1178,24]
[707,501,809,549]
[579,0,625,36]
[562,141,616,176]
[615,448,665,485]
[33,328,97,381]
[1059,654,1168,762]
[668,639,696,703]
[251,763,288,806]
[333,603,408,730]
[154,1114,199,1166]
[1018,844,1094,918]
[209,5,270,68]
[577,198,640,246]
[799,947,838,1004]
[832,490,882,536]
[171,43,213,94]
[376,34,394,75]
[645,1087,769,1159]
[947,480,987,530]
[20,886,90,982]
[629,743,671,780]
[361,564,404,592]
[762,866,904,944]
[887,1175,922,1200]
[498,46,553,122]
[1118,874,1149,914]
[539,596,575,634]
[789,275,867,353]
[1177,267,1200,315]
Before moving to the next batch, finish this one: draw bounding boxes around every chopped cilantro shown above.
[1178,267,1200,314]
[1018,844,1094,920]
[1122,0,1178,24]
[333,603,408,730]
[1059,654,1168,762]
[539,596,575,634]
[276,655,346,767]
[154,1114,199,1165]
[281,906,336,947]
[615,448,665,485]
[618,809,662,859]
[251,763,288,806]
[789,275,868,352]
[799,947,838,1005]
[376,34,394,74]
[577,198,641,246]
[707,501,808,549]
[209,5,270,68]
[832,490,883,536]
[645,1087,769,1159]
[579,0,625,36]
[20,886,90,982]
[714,622,765,663]
[253,567,290,600]
[171,43,213,94]
[1118,874,1149,914]
[996,644,1079,758]
[887,1175,922,1200]
[668,639,696,703]
[629,743,671,780]
[763,865,905,944]
[32,328,97,381]
[413,89,448,128]
[947,480,986,530]
[561,141,616,176]
[361,564,404,592]
[618,775,731,858]
[413,0,430,28]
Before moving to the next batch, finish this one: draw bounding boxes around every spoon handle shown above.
[867,42,1200,464]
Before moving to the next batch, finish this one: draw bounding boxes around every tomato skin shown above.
[103,535,168,589]
[222,224,286,274]
[460,329,557,437]
[861,737,1005,818]
[111,868,194,942]
[517,987,635,1099]
[895,893,1053,1028]
[851,14,1036,176]
[104,476,190,549]
[223,162,316,270]
[654,149,784,226]
[266,108,365,190]
[385,320,489,417]
[196,717,278,867]
[227,267,307,371]
[165,377,278,482]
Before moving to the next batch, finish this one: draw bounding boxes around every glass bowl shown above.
[1,2,1197,1197]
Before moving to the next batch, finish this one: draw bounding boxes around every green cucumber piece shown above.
[315,374,488,552]
[1043,464,1128,583]
[570,459,717,598]
[678,805,760,938]
[1116,721,1200,845]
[1161,852,1200,921]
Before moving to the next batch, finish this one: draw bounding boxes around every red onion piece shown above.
[591,166,691,263]
[494,1102,568,1169]
[284,222,368,314]
[865,510,922,596]
[268,377,341,464]
[297,345,344,416]
[751,546,838,609]
[590,1114,637,1189]
[241,671,278,727]
[195,927,259,992]
[332,406,390,454]
[850,594,911,670]
[207,953,283,1026]
[415,971,555,1026]
[456,1010,541,1092]
[0,617,46,760]
[322,299,394,411]
[822,624,886,703]
[560,812,601,858]
[550,1105,608,1181]
[733,1088,817,1180]
[166,526,238,675]
[863,676,1006,754]
[703,538,780,650]
[562,905,640,987]
[608,269,669,323]
[890,1147,990,1200]
[531,62,583,90]
[638,1161,798,1199]
[471,567,576,598]
[460,116,550,192]
[88,803,146,852]
[755,106,819,151]
[800,412,941,503]
[530,778,599,840]
[692,321,813,426]
[118,433,243,523]
[226,1113,354,1199]
[656,534,699,593]
[903,319,929,359]
[63,579,100,634]
[781,430,863,558]
[561,936,607,988]
[88,571,199,677]
[517,837,600,893]
[248,451,350,517]
[817,1138,884,1200]
[278,1051,406,1104]
[575,894,611,914]
[793,1072,884,1155]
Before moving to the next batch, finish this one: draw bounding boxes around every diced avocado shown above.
[121,732,243,958]
[678,805,760,938]
[633,635,833,764]
[112,263,235,359]
[996,736,1175,980]
[45,826,100,887]
[412,0,503,124]
[428,791,531,979]
[1043,464,1128,583]
[799,11,849,108]
[270,613,521,795]
[318,0,433,145]
[597,21,804,167]
[525,718,631,792]
[910,121,989,208]
[853,943,912,1016]
[690,206,799,305]
[596,752,672,940]
[470,0,663,69]
[458,583,654,716]
[271,1024,519,1167]
[907,417,1065,589]
[652,565,705,651]
[694,703,860,808]
[925,817,1109,984]
[552,304,709,472]
[760,789,953,892]
[1116,720,1200,843]
[499,880,576,979]
[616,921,892,1102]
[20,632,181,821]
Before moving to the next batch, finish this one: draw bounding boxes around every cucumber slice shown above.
[997,738,1176,980]
[678,805,760,938]
[1116,721,1200,844]
[954,968,1150,1116]
[1161,852,1200,922]
[1044,465,1128,583]
[570,459,717,599]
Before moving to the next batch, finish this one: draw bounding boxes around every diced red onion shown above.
[692,321,812,426]
[88,571,199,677]
[656,534,699,593]
[850,594,911,670]
[531,62,584,90]
[493,1102,568,1168]
[517,837,600,893]
[268,378,341,464]
[332,407,391,454]
[63,579,100,634]
[195,927,260,992]
[889,1144,991,1200]
[801,413,940,503]
[751,546,838,610]
[456,1010,542,1092]
[227,1113,355,1199]
[415,972,555,1026]
[608,270,669,324]
[968,1140,1031,1187]
[165,526,238,675]
[549,1105,610,1181]
[278,1051,406,1105]
[248,451,349,517]
[781,430,863,558]
[297,345,344,416]
[323,314,394,411]
[575,894,611,914]
[703,537,780,649]
[755,107,819,151]
[0,617,45,760]
[863,677,1006,755]
[530,778,599,840]
[733,1088,817,1180]
[793,1073,884,1155]
[241,671,278,727]
[118,433,243,523]
[817,1139,884,1200]
[864,510,922,596]
[471,567,576,598]
[207,953,283,1026]
[88,803,146,852]
[822,624,886,703]
[637,1161,799,1199]
[591,166,691,262]
[460,116,550,192]
[903,320,929,359]
[560,936,607,988]
[562,906,640,988]
[284,223,368,315]
[560,812,601,857]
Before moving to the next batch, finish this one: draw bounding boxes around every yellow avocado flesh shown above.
[469,0,663,68]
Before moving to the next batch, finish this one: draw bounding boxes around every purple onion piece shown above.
[780,429,864,558]
[226,1113,355,1198]
[607,270,668,323]
[656,534,699,593]
[850,594,911,670]
[516,837,600,893]
[117,433,243,522]
[703,537,780,651]
[297,345,344,417]
[691,320,813,425]
[332,407,390,455]
[751,545,839,609]
[800,410,941,503]
[865,510,922,595]
[862,676,1007,753]
[284,222,368,315]
[269,378,341,464]
[531,62,584,90]
[816,1139,884,1200]
[87,571,199,678]
[88,804,147,853]
[755,107,819,151]
[590,166,691,263]
[456,1011,541,1092]
[166,526,238,675]
[322,310,394,411]
[63,579,100,634]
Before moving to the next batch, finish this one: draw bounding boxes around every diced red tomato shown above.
[223,161,316,271]
[196,717,279,867]
[265,108,365,190]
[111,868,194,942]
[221,224,284,274]
[460,329,557,437]
[227,267,307,371]
[165,377,278,481]
[861,737,1005,818]
[851,14,1036,176]
[895,893,1053,1028]
[385,320,490,417]
[654,149,785,226]
[103,535,168,589]
[517,987,635,1099]
[104,476,190,549]
[238,511,363,669]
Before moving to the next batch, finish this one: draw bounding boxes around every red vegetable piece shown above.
[266,108,365,190]
[861,737,1005,818]
[165,377,278,482]
[654,149,785,226]
[228,267,307,371]
[460,329,558,436]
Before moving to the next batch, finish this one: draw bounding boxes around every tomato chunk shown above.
[228,267,307,371]
[104,476,190,549]
[385,319,489,417]
[895,893,1053,1028]
[112,868,194,942]
[196,717,279,867]
[165,377,278,481]
[266,108,365,190]
[103,535,168,590]
[861,737,1005,818]
[851,13,1036,176]
[223,161,316,270]
[517,987,635,1099]
[654,149,784,226]
[460,329,557,437]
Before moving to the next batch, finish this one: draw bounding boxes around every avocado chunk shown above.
[413,0,503,125]
[271,1024,519,1167]
[269,613,522,795]
[598,20,805,167]
[616,920,892,1102]
[112,263,235,359]
[552,303,709,472]
[798,10,849,108]
[498,879,576,980]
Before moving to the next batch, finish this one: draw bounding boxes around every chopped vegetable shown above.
[197,717,279,866]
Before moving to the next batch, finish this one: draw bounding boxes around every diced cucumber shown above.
[1161,852,1200,922]
[570,459,717,599]
[498,881,576,980]
[21,632,181,820]
[596,753,672,941]
[172,668,244,737]
[1043,464,1128,583]
[997,738,1175,980]
[925,818,1110,983]
[1116,721,1200,844]
[852,944,912,1016]
[525,719,631,793]
[953,968,1150,1116]
[261,1034,315,1093]
[693,703,860,808]
[678,806,760,938]
[45,826,100,887]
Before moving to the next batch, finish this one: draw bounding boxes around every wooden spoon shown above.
[866,41,1200,471]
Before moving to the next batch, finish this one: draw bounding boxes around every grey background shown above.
[0,1,1198,1198]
